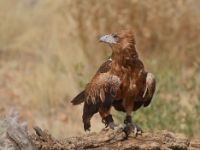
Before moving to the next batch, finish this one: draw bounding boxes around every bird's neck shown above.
[111,46,139,65]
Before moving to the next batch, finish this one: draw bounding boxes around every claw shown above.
[123,123,143,137]
[133,126,137,137]
[101,127,110,131]
[108,122,118,129]
[101,122,118,131]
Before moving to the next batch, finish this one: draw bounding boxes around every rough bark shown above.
[0,108,200,150]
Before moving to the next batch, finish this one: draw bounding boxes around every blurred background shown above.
[0,0,200,139]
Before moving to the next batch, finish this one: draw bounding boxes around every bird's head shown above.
[99,30,136,52]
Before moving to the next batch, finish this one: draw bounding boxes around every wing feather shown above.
[71,91,84,105]
[100,88,105,102]
[84,59,120,104]
[143,73,156,107]
[71,59,112,105]
[133,72,156,109]
[82,59,121,131]
[85,74,120,104]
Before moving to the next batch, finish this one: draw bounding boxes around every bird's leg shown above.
[123,98,143,137]
[102,114,117,130]
[99,108,117,130]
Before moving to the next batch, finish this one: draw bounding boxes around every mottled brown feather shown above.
[71,60,112,105]
[85,73,120,104]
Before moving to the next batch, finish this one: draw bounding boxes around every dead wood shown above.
[0,108,200,150]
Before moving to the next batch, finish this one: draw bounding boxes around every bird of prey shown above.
[71,30,156,135]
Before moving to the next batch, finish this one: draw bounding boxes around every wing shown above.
[82,59,121,131]
[71,91,84,105]
[135,72,156,108]
[85,72,120,104]
[143,72,156,107]
[83,73,120,131]
[71,60,120,109]
[71,59,112,105]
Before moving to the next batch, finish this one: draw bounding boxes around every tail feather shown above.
[71,91,85,105]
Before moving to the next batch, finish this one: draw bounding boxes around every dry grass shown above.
[0,0,200,139]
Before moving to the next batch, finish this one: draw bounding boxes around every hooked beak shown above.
[99,34,116,44]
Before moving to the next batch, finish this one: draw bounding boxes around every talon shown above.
[102,114,117,130]
[101,127,110,131]
[108,122,118,129]
[123,116,143,137]
[133,126,137,137]
[123,123,143,137]
[102,122,118,131]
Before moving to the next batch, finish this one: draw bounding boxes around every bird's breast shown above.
[113,69,144,100]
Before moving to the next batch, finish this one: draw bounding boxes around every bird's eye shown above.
[113,35,119,39]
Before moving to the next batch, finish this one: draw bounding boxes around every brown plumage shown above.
[71,30,156,134]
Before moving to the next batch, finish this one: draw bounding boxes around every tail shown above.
[71,91,85,105]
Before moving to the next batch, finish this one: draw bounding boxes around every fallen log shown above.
[0,108,199,150]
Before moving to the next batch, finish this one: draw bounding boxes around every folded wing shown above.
[84,58,120,105]
[81,60,121,131]
[85,73,120,104]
